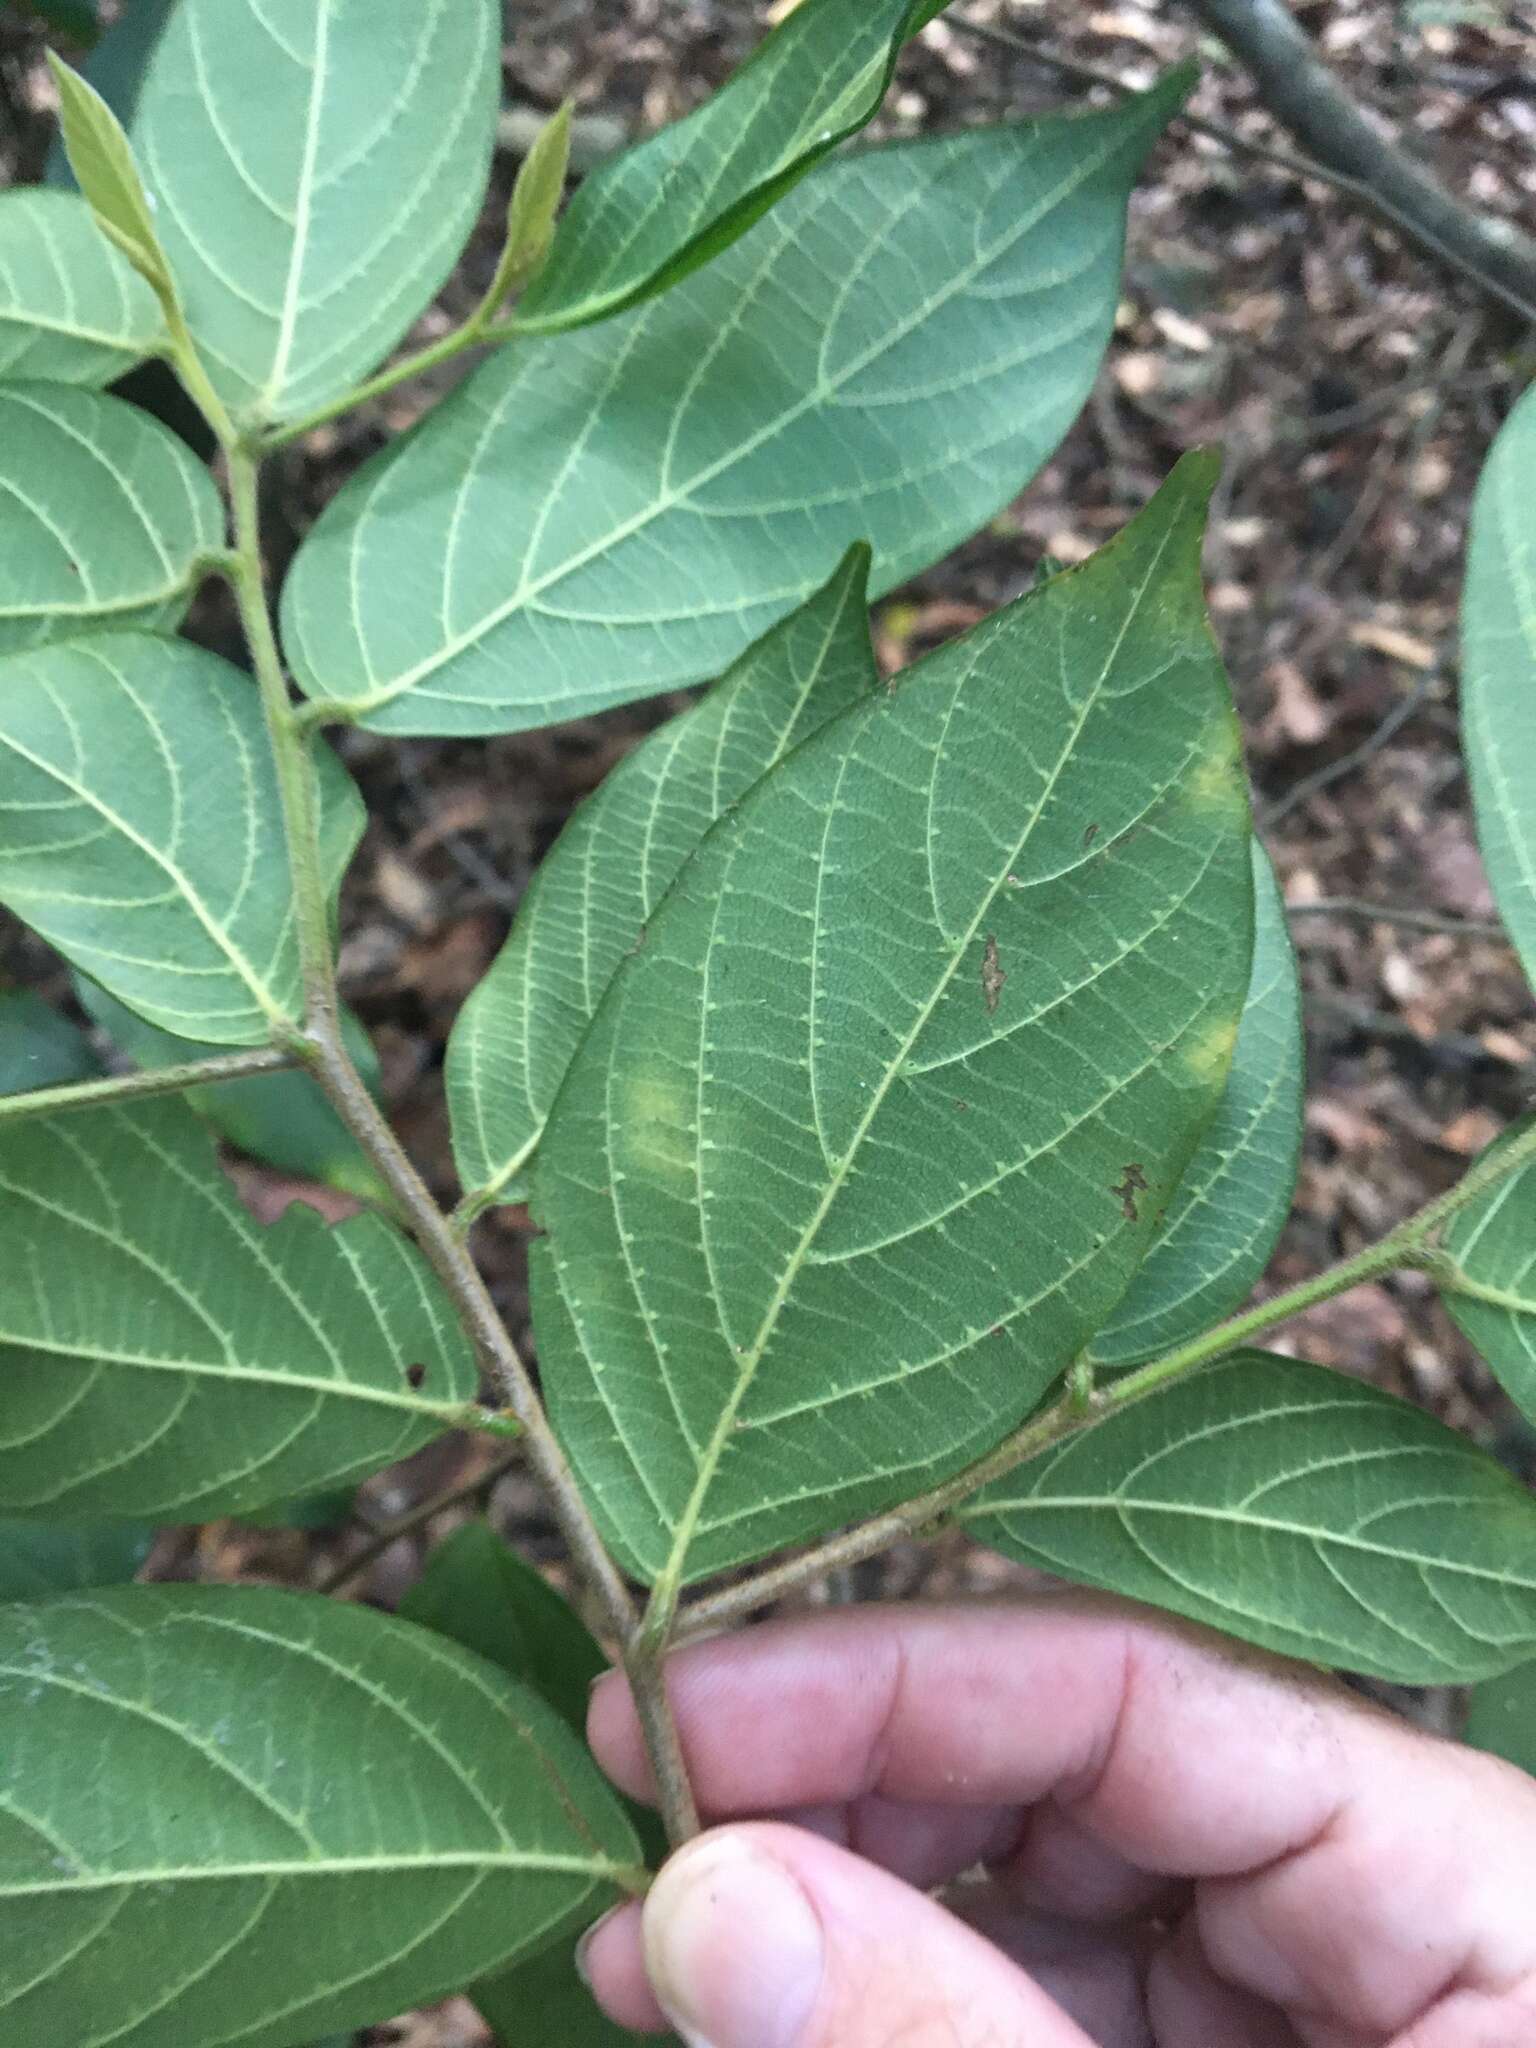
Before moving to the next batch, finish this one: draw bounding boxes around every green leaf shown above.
[0,631,362,1046]
[400,1523,608,1736]
[399,1524,666,1869]
[1466,1658,1536,1777]
[474,1942,644,2048]
[237,1488,355,1533]
[0,1096,476,1521]
[1439,1121,1536,1424]
[1089,842,1303,1365]
[399,1527,661,2048]
[0,1585,641,2048]
[0,1521,152,1599]
[45,0,180,189]
[282,74,1191,737]
[1463,382,1536,996]
[130,0,502,428]
[0,991,99,1097]
[532,455,1254,1586]
[447,545,878,1209]
[47,49,179,307]
[964,1351,1536,1685]
[0,385,220,658]
[484,99,575,315]
[0,189,165,385]
[79,979,388,1200]
[516,0,935,335]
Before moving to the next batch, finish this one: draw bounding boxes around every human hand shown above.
[582,1597,1536,2047]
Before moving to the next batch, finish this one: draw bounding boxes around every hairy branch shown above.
[298,1035,638,1634]
[223,446,703,1847]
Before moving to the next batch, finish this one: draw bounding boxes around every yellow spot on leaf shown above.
[622,1071,694,1181]
[1187,722,1246,814]
[1184,1013,1240,1089]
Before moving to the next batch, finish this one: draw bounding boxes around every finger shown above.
[592,1597,1536,2029]
[1386,1981,1536,2047]
[944,1884,1155,2046]
[627,1822,1102,2048]
[576,1862,1138,2040]
[1143,1918,1304,2048]
[580,1902,669,2034]
[774,1793,1176,1923]
[773,1795,1020,1890]
[589,1597,1356,1874]
[1195,1736,1536,2038]
[1003,1802,1185,1923]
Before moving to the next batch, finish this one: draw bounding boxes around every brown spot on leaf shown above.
[981,934,1006,1015]
[404,1363,427,1388]
[1112,1164,1149,1222]
[1083,822,1100,848]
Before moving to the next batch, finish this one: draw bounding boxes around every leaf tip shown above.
[1147,54,1201,119]
[835,536,876,596]
[1165,443,1223,504]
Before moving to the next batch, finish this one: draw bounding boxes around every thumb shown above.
[638,1823,1097,2048]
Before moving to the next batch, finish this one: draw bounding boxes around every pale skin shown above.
[583,1596,1536,2047]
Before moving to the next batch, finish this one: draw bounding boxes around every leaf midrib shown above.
[0,305,158,350]
[0,577,198,623]
[330,109,1141,717]
[0,1330,461,1423]
[652,517,1183,1592]
[0,1851,632,1898]
[960,1490,1533,1582]
[257,0,330,416]
[1439,1271,1535,1319]
[464,552,868,1207]
[0,694,291,1026]
[523,9,898,331]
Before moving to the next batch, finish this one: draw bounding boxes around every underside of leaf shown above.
[282,74,1191,735]
[533,454,1255,1587]
[447,544,878,1207]
[965,1350,1536,1685]
[0,1098,475,1520]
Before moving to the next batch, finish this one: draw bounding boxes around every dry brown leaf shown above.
[374,847,439,932]
[1439,1108,1504,1157]
[1481,1028,1532,1066]
[1149,307,1214,352]
[1347,621,1437,668]
[1266,658,1330,744]
[1306,1098,1388,1153]
[1113,350,1162,396]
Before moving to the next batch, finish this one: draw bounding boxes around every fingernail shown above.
[573,1905,621,1989]
[643,1833,824,2048]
